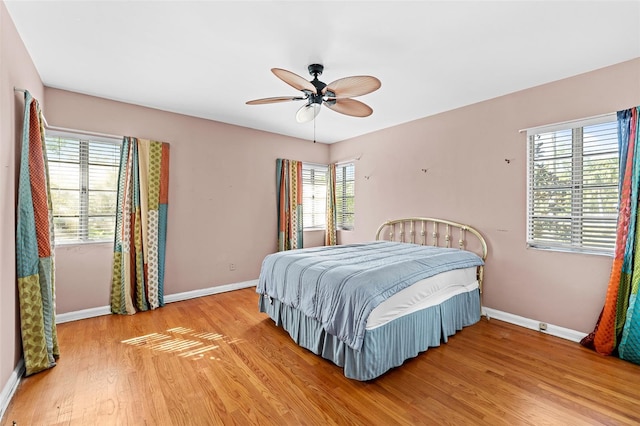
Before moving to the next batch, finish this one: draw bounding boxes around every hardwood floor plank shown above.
[454,332,639,424]
[4,288,640,425]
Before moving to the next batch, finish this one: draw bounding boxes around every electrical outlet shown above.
[229,263,236,271]
[539,322,548,331]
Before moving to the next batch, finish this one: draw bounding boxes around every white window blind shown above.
[302,163,328,229]
[45,130,121,243]
[336,163,355,230]
[527,116,618,255]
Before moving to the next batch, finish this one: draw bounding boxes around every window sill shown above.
[527,244,614,257]
[55,240,113,247]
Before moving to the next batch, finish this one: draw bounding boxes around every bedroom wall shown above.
[43,88,329,314]
[0,0,45,401]
[2,0,636,394]
[330,58,640,334]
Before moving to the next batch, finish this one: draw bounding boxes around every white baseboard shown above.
[56,306,112,324]
[0,359,24,422]
[55,279,258,324]
[163,279,257,303]
[482,307,587,343]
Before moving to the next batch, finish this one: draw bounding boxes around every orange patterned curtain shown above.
[276,159,303,251]
[582,107,640,363]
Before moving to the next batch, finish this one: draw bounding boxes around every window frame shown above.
[45,129,121,245]
[301,163,328,230]
[335,162,355,231]
[526,113,618,256]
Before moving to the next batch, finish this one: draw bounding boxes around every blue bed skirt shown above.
[258,289,481,381]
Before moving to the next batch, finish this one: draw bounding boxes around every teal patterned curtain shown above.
[16,91,59,376]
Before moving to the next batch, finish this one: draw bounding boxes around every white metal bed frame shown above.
[375,217,488,293]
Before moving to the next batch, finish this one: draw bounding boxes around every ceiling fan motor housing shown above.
[308,63,324,77]
[309,92,324,106]
[308,64,327,105]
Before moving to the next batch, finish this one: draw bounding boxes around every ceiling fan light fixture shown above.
[295,103,321,123]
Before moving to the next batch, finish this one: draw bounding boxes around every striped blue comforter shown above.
[256,241,484,351]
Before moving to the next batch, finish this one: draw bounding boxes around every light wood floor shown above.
[3,288,640,425]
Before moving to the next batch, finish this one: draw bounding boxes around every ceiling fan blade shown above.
[325,98,373,117]
[323,76,381,98]
[272,68,317,94]
[246,96,305,105]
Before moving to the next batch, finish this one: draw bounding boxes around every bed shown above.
[256,217,488,381]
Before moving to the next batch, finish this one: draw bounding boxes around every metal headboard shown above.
[375,217,488,293]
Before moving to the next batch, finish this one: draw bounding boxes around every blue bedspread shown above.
[256,241,484,351]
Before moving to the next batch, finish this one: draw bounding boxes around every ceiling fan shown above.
[246,64,381,123]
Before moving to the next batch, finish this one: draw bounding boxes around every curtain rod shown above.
[303,161,329,168]
[14,87,122,140]
[518,112,616,134]
[46,125,122,141]
[14,87,49,127]
[303,158,360,168]
[336,157,361,165]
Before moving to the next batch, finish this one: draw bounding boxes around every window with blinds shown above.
[527,115,618,255]
[336,163,355,230]
[45,130,121,243]
[302,163,328,229]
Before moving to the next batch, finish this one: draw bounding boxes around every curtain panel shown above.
[111,137,170,314]
[582,106,640,363]
[325,163,337,246]
[276,159,303,251]
[16,91,59,376]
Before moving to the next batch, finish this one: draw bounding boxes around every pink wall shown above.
[36,59,640,331]
[331,58,640,333]
[43,88,329,313]
[0,0,45,396]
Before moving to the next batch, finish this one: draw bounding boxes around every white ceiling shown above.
[5,1,640,144]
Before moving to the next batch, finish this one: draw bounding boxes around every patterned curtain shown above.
[325,163,337,246]
[111,137,170,314]
[582,106,640,363]
[276,158,303,251]
[16,91,59,376]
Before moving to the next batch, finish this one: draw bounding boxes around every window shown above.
[302,163,327,229]
[336,162,355,230]
[301,161,356,231]
[527,115,618,255]
[45,130,121,243]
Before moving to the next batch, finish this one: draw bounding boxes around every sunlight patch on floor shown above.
[121,327,243,360]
